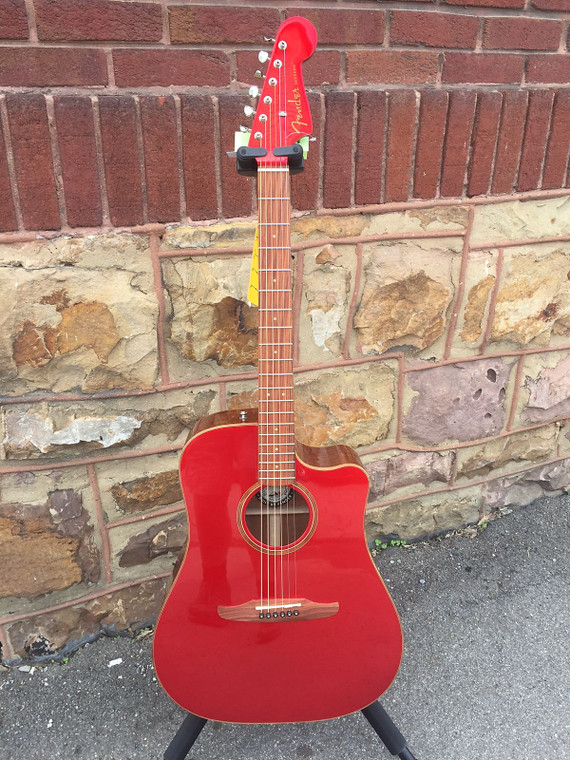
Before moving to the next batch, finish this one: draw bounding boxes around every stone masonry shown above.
[2,195,570,661]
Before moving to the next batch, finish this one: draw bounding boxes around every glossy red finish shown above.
[249,16,317,152]
[153,422,403,724]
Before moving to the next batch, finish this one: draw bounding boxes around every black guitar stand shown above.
[163,700,417,760]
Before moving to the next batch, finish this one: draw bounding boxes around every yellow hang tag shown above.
[247,225,259,307]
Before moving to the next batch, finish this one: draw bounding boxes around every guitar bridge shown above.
[218,598,339,622]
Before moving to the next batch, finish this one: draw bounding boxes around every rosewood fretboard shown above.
[257,163,295,489]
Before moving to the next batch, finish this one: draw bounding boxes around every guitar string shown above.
[281,44,296,605]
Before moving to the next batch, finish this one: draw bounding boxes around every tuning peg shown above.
[258,51,270,63]
[254,70,264,79]
[264,36,275,43]
[248,85,259,98]
[244,105,255,117]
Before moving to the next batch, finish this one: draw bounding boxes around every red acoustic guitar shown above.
[153,17,403,725]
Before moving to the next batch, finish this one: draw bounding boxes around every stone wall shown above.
[1,193,570,661]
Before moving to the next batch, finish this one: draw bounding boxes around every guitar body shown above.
[153,411,403,724]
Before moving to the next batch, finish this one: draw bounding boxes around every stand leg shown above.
[164,713,207,760]
[361,702,417,760]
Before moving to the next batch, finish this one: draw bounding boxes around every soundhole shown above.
[243,486,311,549]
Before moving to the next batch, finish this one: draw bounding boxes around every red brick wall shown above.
[0,0,569,230]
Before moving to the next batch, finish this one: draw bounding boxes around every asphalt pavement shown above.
[0,493,568,760]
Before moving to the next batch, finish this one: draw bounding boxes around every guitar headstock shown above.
[248,17,317,154]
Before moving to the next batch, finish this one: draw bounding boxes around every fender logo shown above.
[289,86,308,134]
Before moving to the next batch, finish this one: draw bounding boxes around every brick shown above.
[444,0,524,7]
[347,51,439,85]
[385,90,417,203]
[355,91,386,206]
[98,96,144,227]
[6,95,59,230]
[0,47,107,87]
[285,8,385,45]
[291,92,322,212]
[413,91,448,200]
[140,96,180,224]
[468,92,502,197]
[54,96,102,228]
[0,0,27,39]
[180,95,217,221]
[532,0,570,10]
[169,5,279,44]
[483,17,561,51]
[35,0,162,42]
[491,91,528,195]
[527,55,570,85]
[0,117,17,231]
[236,50,341,88]
[440,91,476,198]
[391,11,479,49]
[113,49,229,88]
[218,96,254,219]
[542,92,570,190]
[517,90,554,192]
[442,52,524,84]
[322,92,355,210]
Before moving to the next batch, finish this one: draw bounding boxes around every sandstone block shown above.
[162,221,256,250]
[95,452,183,521]
[162,255,258,377]
[1,387,217,460]
[470,196,570,247]
[403,358,514,446]
[361,206,469,237]
[290,214,369,243]
[365,449,455,502]
[354,238,461,358]
[450,247,499,356]
[0,234,158,394]
[109,513,186,580]
[298,244,355,363]
[519,352,570,424]
[5,577,168,660]
[489,242,570,347]
[294,363,396,448]
[457,424,558,479]
[485,458,570,510]
[0,486,100,601]
[366,487,482,541]
[460,275,495,343]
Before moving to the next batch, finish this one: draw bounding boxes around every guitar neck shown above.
[257,162,295,488]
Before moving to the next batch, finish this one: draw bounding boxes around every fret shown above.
[258,222,289,227]
[258,197,291,201]
[259,268,291,272]
[259,308,291,312]
[258,167,289,172]
[255,467,295,477]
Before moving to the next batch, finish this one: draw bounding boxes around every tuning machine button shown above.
[258,51,270,63]
[243,105,255,117]
[248,85,259,98]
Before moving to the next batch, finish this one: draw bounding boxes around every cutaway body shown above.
[153,410,403,724]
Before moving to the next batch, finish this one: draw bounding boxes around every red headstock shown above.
[248,17,317,154]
